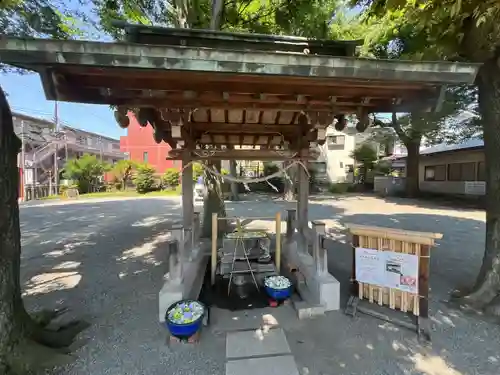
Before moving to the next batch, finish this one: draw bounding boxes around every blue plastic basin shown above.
[264,284,292,301]
[164,299,205,338]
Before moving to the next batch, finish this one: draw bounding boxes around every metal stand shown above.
[227,231,259,296]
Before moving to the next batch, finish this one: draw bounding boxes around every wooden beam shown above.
[194,124,294,135]
[65,71,436,95]
[167,148,317,161]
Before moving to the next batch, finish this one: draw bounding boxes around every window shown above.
[143,152,149,163]
[478,161,486,181]
[424,165,446,181]
[339,161,344,168]
[447,162,476,181]
[327,135,345,146]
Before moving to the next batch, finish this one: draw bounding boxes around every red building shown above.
[120,112,178,173]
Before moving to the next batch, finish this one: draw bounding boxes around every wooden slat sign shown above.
[345,223,442,319]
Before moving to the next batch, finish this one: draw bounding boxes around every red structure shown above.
[120,112,178,173]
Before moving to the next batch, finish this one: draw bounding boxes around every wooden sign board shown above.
[344,223,442,342]
[63,188,80,200]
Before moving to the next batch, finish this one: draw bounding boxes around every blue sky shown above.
[1,73,125,139]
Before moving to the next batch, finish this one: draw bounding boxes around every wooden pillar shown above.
[297,155,309,235]
[418,244,431,340]
[182,158,194,230]
[351,234,360,297]
[193,211,200,248]
[275,211,281,272]
[286,209,296,237]
[211,213,218,285]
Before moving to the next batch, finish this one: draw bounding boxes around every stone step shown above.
[226,328,291,359]
[224,328,299,375]
[291,293,326,320]
[226,356,300,375]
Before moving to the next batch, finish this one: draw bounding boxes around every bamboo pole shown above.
[211,213,218,285]
[275,211,281,273]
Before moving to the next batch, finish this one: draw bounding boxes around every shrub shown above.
[328,183,351,194]
[163,168,181,188]
[111,160,137,189]
[63,154,110,194]
[134,164,156,194]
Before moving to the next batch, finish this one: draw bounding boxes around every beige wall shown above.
[418,149,485,195]
[418,149,484,181]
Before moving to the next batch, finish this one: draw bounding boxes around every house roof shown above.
[12,111,119,143]
[420,138,484,156]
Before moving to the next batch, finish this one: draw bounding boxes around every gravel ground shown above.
[20,194,500,375]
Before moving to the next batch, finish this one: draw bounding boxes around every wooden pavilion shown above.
[0,25,480,317]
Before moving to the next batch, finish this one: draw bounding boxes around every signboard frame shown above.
[345,224,442,343]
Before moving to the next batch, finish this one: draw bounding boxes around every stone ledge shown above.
[281,237,340,316]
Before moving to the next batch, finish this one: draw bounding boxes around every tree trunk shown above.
[458,58,500,311]
[201,160,227,237]
[0,86,25,372]
[0,88,90,373]
[200,1,228,238]
[229,160,239,201]
[404,139,420,198]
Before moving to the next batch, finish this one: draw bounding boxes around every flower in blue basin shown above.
[167,300,204,325]
[265,276,292,290]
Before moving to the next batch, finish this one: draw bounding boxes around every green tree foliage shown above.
[351,0,500,312]
[111,159,137,190]
[63,154,109,194]
[134,163,156,193]
[92,0,360,39]
[1,0,86,73]
[351,143,378,181]
[162,167,181,188]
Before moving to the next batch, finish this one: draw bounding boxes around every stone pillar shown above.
[182,159,194,230]
[297,156,309,235]
[170,224,184,284]
[311,220,327,275]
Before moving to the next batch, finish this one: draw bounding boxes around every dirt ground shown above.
[19,194,498,375]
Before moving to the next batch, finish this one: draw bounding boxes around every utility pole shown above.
[20,120,26,202]
[99,136,103,161]
[54,101,59,195]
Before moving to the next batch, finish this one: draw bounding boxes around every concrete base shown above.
[158,244,209,323]
[281,235,340,316]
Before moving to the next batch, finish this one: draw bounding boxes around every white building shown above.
[312,124,402,184]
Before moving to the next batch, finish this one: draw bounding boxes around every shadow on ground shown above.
[20,198,225,375]
[297,209,497,375]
